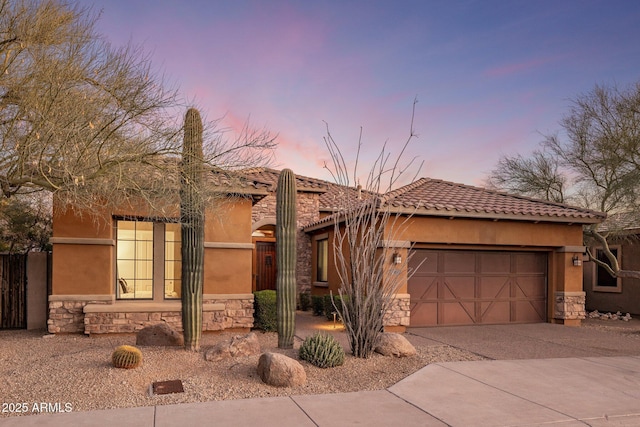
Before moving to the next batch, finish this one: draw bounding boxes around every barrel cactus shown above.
[299,333,345,368]
[276,169,297,349]
[112,345,143,369]
[180,108,205,351]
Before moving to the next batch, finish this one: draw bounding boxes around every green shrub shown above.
[299,332,345,368]
[299,292,311,311]
[322,295,335,320]
[253,290,277,331]
[311,295,325,316]
[112,345,142,369]
[324,294,349,321]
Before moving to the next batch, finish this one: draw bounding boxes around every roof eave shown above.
[386,206,605,224]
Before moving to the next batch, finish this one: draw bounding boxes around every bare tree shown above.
[487,149,567,204]
[323,99,421,358]
[0,0,276,219]
[487,82,640,280]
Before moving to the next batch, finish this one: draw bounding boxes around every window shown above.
[593,246,622,293]
[116,219,181,300]
[316,237,328,282]
[164,223,182,299]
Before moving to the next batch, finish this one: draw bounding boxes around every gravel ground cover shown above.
[1,327,481,418]
[2,315,638,418]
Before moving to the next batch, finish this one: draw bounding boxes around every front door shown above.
[255,241,277,291]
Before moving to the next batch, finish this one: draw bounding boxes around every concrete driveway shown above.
[404,319,640,360]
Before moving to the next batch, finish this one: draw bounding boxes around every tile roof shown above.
[381,178,606,223]
[240,167,375,210]
[241,168,329,193]
[598,211,640,233]
[304,177,605,231]
[206,170,271,203]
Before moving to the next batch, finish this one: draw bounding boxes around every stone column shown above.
[552,246,586,326]
[554,291,586,322]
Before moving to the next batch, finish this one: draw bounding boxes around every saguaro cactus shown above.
[276,169,297,349]
[180,108,205,351]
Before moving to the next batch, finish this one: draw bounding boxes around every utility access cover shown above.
[151,380,184,395]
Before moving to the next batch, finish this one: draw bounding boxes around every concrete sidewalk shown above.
[2,355,639,426]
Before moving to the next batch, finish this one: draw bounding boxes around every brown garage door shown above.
[409,250,547,326]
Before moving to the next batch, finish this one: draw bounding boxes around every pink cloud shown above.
[484,55,562,78]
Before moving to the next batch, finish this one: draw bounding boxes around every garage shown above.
[409,249,547,326]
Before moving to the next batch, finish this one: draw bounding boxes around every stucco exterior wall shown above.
[49,198,256,334]
[584,239,640,315]
[52,244,113,295]
[397,216,584,247]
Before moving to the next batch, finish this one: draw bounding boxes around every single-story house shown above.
[583,216,640,315]
[48,168,605,335]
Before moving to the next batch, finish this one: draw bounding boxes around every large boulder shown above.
[136,323,184,347]
[257,352,306,387]
[374,332,416,357]
[205,332,261,362]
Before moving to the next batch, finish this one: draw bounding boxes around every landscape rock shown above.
[587,310,632,322]
[375,332,417,357]
[204,332,261,362]
[136,323,184,347]
[257,352,306,387]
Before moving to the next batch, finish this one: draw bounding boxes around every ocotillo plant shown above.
[276,168,297,348]
[180,108,205,351]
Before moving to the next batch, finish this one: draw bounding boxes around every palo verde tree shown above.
[323,99,421,358]
[1,0,276,213]
[180,108,205,351]
[0,0,186,215]
[487,82,640,280]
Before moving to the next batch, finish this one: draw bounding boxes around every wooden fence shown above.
[0,254,27,329]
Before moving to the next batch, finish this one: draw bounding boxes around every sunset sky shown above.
[87,0,640,187]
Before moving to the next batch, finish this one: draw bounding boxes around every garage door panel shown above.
[515,300,545,323]
[480,301,511,323]
[514,277,546,298]
[516,253,547,273]
[478,252,511,273]
[409,251,437,274]
[477,277,510,299]
[443,252,475,273]
[409,276,438,300]
[409,249,547,326]
[442,302,475,324]
[442,277,475,299]
[410,302,438,326]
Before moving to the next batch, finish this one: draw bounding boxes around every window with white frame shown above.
[592,246,622,293]
[116,219,181,300]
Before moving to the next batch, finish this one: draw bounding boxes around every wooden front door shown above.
[409,250,547,326]
[255,242,277,291]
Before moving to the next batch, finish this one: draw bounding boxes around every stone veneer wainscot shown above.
[554,291,586,320]
[48,294,254,335]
